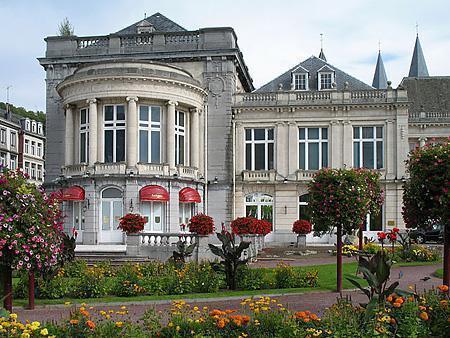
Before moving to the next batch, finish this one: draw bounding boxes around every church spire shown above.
[408,31,429,77]
[318,33,327,61]
[372,47,388,89]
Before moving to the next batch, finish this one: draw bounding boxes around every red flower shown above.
[230,217,272,236]
[188,214,214,235]
[118,213,146,234]
[292,220,312,235]
[377,232,387,240]
[392,227,400,233]
[388,232,397,242]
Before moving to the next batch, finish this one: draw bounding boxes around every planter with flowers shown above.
[187,214,216,260]
[292,219,312,249]
[120,213,147,256]
[230,217,272,257]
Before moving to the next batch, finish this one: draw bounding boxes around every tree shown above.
[308,168,384,292]
[58,17,74,36]
[0,167,65,311]
[403,141,450,285]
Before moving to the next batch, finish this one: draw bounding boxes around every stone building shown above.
[0,108,45,184]
[39,13,449,246]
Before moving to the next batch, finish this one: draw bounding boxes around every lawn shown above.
[11,262,365,307]
[434,268,443,278]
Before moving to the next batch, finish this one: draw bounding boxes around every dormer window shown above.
[317,65,336,90]
[136,20,155,34]
[291,65,309,91]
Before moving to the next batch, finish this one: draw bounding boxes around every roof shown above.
[256,56,373,92]
[318,48,327,62]
[115,12,186,35]
[0,108,24,126]
[408,35,429,77]
[401,76,450,114]
[372,51,388,89]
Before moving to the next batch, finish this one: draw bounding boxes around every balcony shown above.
[137,163,170,176]
[408,111,450,124]
[62,164,88,177]
[176,165,198,180]
[94,162,126,175]
[295,170,317,181]
[242,170,276,182]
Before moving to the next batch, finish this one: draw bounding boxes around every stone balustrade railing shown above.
[94,162,126,175]
[62,164,88,177]
[138,232,197,247]
[177,165,198,179]
[137,163,170,176]
[409,111,450,123]
[234,89,407,106]
[295,170,317,181]
[242,170,276,182]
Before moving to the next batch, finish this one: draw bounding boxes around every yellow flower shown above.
[64,302,71,306]
[115,322,124,328]
[40,328,49,336]
[21,333,30,338]
[120,306,127,310]
[9,313,18,320]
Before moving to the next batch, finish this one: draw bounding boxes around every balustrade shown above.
[94,162,126,175]
[137,232,197,247]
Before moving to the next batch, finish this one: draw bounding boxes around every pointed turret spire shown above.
[318,33,327,61]
[408,31,429,77]
[372,47,388,89]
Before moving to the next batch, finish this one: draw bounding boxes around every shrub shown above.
[363,242,381,254]
[188,214,214,235]
[292,219,312,235]
[236,265,267,290]
[231,217,258,235]
[274,263,318,289]
[118,213,146,234]
[111,264,146,297]
[71,266,110,298]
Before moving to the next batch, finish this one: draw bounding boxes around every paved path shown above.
[12,263,442,324]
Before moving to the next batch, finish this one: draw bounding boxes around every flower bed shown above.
[2,287,449,337]
[188,214,214,235]
[230,217,272,236]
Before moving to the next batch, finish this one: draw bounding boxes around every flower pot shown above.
[297,234,307,249]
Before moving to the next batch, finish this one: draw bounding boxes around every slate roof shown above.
[256,55,373,92]
[115,12,186,35]
[0,109,25,127]
[408,35,429,77]
[372,51,388,89]
[318,48,327,62]
[401,77,450,114]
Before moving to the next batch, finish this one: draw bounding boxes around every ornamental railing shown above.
[62,164,88,177]
[94,162,126,175]
[135,232,197,247]
[408,111,450,123]
[137,163,170,176]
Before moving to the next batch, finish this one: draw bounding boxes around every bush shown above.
[292,219,312,235]
[274,263,318,289]
[395,244,440,262]
[231,217,272,236]
[363,242,381,254]
[111,264,146,297]
[71,266,110,298]
[188,214,214,235]
[237,265,267,290]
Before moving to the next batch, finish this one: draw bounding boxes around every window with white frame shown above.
[139,105,161,163]
[10,155,16,170]
[175,110,185,165]
[0,152,6,166]
[141,201,165,232]
[31,141,35,156]
[79,108,89,163]
[31,163,36,179]
[37,143,42,157]
[24,161,30,176]
[319,72,333,90]
[104,105,126,163]
[298,127,328,170]
[37,124,43,135]
[25,120,30,131]
[37,164,43,180]
[24,140,29,154]
[31,122,36,133]
[179,203,196,228]
[353,126,384,169]
[245,128,274,170]
[245,193,273,223]
[0,129,6,144]
[298,194,311,221]
[10,132,16,147]
[293,73,308,90]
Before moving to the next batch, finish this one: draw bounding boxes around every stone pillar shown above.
[166,101,177,169]
[126,97,139,168]
[199,109,205,175]
[342,121,353,168]
[64,105,74,166]
[87,99,98,166]
[235,122,244,173]
[386,119,395,179]
[330,120,342,168]
[190,108,200,168]
[419,136,427,147]
[276,122,288,177]
[288,122,298,174]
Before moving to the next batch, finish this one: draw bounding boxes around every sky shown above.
[0,0,449,112]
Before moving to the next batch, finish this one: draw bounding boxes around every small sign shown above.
[387,220,395,226]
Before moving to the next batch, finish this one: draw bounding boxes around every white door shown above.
[363,211,383,242]
[141,201,164,232]
[73,202,84,243]
[100,188,124,243]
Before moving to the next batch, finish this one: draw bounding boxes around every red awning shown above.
[140,185,169,202]
[62,186,85,201]
[179,187,201,203]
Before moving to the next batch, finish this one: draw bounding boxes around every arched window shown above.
[100,187,123,243]
[298,194,310,221]
[245,193,273,223]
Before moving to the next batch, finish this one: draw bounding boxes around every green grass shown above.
[393,260,441,267]
[434,268,443,278]
[11,262,366,307]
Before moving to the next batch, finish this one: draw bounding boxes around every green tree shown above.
[58,17,74,36]
[308,168,384,292]
[403,141,450,285]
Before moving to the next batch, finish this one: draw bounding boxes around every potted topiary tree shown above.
[292,219,312,249]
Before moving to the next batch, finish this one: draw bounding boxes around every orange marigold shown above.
[437,285,449,293]
[395,297,404,305]
[217,319,226,328]
[386,296,393,302]
[393,302,402,308]
[86,320,96,329]
[295,311,306,318]
[419,312,429,321]
[310,313,320,321]
[69,319,79,325]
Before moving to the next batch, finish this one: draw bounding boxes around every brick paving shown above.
[12,262,442,324]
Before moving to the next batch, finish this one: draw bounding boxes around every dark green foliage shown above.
[170,240,197,267]
[0,102,45,124]
[208,232,250,290]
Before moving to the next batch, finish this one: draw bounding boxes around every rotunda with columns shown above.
[56,61,207,244]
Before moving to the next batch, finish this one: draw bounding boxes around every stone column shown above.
[386,119,395,179]
[166,101,177,169]
[64,105,74,166]
[235,122,244,173]
[330,120,342,168]
[276,122,288,177]
[199,109,205,175]
[288,122,298,174]
[190,108,200,168]
[342,121,353,168]
[126,97,139,168]
[87,99,98,166]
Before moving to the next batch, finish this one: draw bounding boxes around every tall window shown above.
[139,105,161,163]
[141,202,165,232]
[179,203,195,227]
[24,161,30,176]
[25,140,29,154]
[319,73,333,90]
[104,105,126,163]
[299,127,328,170]
[31,163,36,179]
[10,132,16,147]
[175,110,185,165]
[245,128,274,170]
[37,143,42,157]
[293,73,307,90]
[37,164,43,180]
[245,193,273,223]
[0,129,6,145]
[0,152,6,166]
[80,108,89,163]
[298,194,311,221]
[31,141,35,156]
[353,126,383,169]
[10,155,16,170]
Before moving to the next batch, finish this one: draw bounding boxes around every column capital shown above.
[189,107,200,114]
[126,96,139,103]
[65,103,75,110]
[86,98,97,105]
[167,100,178,107]
[288,121,297,127]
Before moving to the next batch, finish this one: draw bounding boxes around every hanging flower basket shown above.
[188,214,214,236]
[231,217,272,236]
[118,213,146,234]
